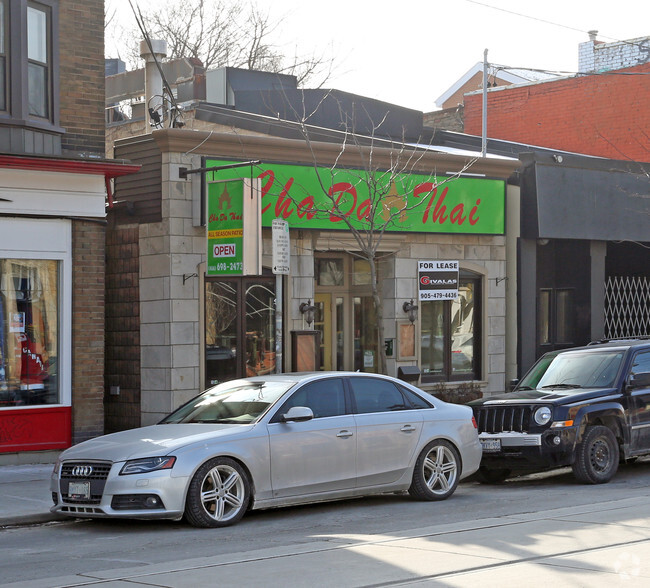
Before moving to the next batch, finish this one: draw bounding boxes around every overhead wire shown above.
[127,0,185,128]
[464,0,649,50]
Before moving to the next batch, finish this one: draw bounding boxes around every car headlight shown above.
[120,456,176,475]
[534,406,552,426]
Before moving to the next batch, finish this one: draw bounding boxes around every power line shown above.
[127,0,185,128]
[464,0,647,49]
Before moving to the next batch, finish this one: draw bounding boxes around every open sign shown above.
[213,244,236,258]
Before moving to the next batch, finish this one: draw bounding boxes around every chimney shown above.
[140,39,167,133]
[578,31,599,73]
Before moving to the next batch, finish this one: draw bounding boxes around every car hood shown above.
[58,423,256,463]
[470,387,619,406]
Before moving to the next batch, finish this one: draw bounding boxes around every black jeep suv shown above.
[470,338,650,484]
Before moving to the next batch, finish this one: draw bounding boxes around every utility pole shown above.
[481,48,488,157]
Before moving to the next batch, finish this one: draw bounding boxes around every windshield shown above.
[160,379,296,424]
[526,350,625,391]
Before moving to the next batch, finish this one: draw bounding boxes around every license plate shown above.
[480,439,501,452]
[68,481,91,500]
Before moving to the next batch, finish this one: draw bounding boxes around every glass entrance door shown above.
[204,277,276,386]
[314,293,376,372]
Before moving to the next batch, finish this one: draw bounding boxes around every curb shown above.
[0,511,68,528]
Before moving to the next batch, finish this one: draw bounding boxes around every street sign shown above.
[272,218,290,274]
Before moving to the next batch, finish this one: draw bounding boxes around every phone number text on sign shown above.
[420,291,458,300]
[211,261,243,272]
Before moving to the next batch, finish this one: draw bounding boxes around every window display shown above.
[0,259,59,406]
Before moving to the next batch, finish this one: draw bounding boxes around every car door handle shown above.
[337,430,354,438]
[400,425,417,433]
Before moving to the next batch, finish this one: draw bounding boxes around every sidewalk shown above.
[0,462,66,526]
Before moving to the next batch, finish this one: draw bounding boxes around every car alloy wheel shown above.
[184,457,250,528]
[409,439,460,501]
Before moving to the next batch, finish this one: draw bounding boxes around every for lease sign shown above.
[418,260,459,301]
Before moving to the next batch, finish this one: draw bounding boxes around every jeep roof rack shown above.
[587,336,650,345]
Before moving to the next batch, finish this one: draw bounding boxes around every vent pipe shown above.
[140,39,167,133]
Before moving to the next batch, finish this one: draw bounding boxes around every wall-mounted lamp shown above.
[299,300,316,327]
[403,299,418,324]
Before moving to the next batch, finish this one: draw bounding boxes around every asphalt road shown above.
[2,460,650,586]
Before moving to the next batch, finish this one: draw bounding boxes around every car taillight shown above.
[472,416,478,429]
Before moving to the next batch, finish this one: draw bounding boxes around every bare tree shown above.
[248,94,477,373]
[106,0,335,88]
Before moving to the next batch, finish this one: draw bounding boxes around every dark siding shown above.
[114,135,163,224]
[104,223,141,433]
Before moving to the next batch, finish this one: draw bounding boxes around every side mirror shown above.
[282,406,314,423]
[628,372,650,390]
[508,379,519,392]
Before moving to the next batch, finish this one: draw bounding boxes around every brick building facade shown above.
[463,35,650,162]
[0,0,138,459]
[59,0,106,156]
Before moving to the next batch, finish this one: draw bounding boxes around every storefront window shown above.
[555,289,575,344]
[352,259,371,286]
[354,296,377,372]
[245,283,276,377]
[538,289,551,345]
[205,281,238,386]
[0,259,59,406]
[421,272,481,382]
[538,288,575,346]
[316,258,344,286]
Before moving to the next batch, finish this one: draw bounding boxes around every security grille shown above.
[605,276,650,338]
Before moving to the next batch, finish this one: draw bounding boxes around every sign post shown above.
[272,219,290,373]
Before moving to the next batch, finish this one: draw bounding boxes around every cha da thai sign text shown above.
[204,159,505,235]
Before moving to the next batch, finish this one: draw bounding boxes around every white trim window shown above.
[0,218,71,408]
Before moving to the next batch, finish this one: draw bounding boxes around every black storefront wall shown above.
[536,240,592,354]
[521,154,650,242]
[517,153,650,376]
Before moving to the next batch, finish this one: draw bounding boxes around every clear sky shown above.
[106,0,650,112]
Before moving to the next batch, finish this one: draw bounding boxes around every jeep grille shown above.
[473,406,532,433]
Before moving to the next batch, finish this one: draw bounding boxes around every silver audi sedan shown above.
[51,372,481,528]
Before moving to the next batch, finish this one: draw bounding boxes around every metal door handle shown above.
[337,430,354,438]
[401,425,417,432]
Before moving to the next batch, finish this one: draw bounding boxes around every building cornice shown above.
[148,128,519,180]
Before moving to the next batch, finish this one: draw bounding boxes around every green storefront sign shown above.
[205,158,505,235]
[206,180,245,276]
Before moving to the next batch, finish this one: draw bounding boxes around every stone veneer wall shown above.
[287,231,506,394]
[138,153,204,425]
